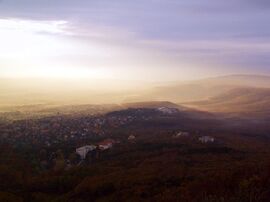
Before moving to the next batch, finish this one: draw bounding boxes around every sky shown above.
[0,0,270,81]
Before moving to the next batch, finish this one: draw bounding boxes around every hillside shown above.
[144,74,270,103]
[2,103,270,201]
[1,75,270,109]
[2,75,270,118]
[121,101,181,109]
[184,87,270,117]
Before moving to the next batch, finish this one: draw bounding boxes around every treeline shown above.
[1,142,270,202]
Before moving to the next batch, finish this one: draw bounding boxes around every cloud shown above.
[141,39,270,54]
[0,0,269,80]
[0,18,69,35]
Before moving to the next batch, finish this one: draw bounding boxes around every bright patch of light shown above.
[0,18,113,79]
[0,19,68,34]
[30,66,113,79]
[0,19,70,58]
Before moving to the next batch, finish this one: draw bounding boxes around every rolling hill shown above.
[184,87,270,117]
[121,101,181,109]
[143,74,270,103]
[2,74,270,119]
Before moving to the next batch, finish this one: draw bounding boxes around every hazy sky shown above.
[0,0,270,81]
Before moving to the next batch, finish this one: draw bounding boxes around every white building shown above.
[128,135,136,140]
[76,145,97,159]
[157,107,179,114]
[175,131,189,138]
[199,136,215,143]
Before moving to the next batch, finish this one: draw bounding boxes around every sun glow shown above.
[0,19,113,79]
[0,19,69,57]
[22,66,113,79]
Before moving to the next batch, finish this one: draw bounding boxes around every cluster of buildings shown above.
[0,112,143,148]
[198,136,215,143]
[173,131,215,144]
[0,107,218,171]
[0,112,143,169]
[157,107,179,114]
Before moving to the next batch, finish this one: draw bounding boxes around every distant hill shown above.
[0,75,270,112]
[184,87,270,117]
[107,108,162,117]
[198,74,270,88]
[122,101,182,109]
[144,74,270,103]
[0,78,151,110]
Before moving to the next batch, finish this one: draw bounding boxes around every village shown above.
[0,107,216,171]
[1,106,263,202]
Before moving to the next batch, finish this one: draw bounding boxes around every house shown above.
[174,131,189,138]
[76,145,97,159]
[157,107,179,114]
[199,136,215,143]
[98,139,115,150]
[128,135,136,140]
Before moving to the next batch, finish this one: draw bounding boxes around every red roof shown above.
[98,139,115,146]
